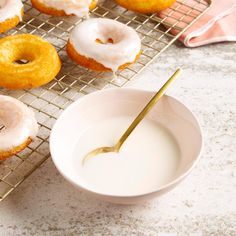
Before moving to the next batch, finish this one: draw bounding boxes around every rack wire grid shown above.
[0,0,211,201]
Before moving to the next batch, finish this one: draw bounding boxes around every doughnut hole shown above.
[95,25,127,45]
[4,43,37,65]
[95,38,114,44]
[14,60,29,64]
[94,25,128,46]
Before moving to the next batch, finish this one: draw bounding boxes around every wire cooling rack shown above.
[0,0,210,201]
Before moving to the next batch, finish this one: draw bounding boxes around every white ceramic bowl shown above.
[50,88,202,204]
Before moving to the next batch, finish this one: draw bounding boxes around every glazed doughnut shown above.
[0,34,61,90]
[67,18,141,72]
[31,0,98,17]
[115,0,176,13]
[0,95,38,160]
[0,0,23,33]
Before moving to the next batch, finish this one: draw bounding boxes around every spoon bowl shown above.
[82,146,116,165]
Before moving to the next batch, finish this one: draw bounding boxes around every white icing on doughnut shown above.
[0,0,23,23]
[0,95,38,151]
[69,18,141,72]
[38,0,92,17]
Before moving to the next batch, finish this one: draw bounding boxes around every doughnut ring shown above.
[0,95,38,160]
[0,34,61,90]
[0,0,23,33]
[31,0,98,17]
[115,0,176,13]
[67,18,141,72]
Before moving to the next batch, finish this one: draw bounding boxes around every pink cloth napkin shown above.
[159,0,236,47]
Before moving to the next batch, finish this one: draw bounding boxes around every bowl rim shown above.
[50,87,203,198]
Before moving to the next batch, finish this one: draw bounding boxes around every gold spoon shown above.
[82,68,181,165]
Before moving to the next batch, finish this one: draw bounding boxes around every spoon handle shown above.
[114,68,182,151]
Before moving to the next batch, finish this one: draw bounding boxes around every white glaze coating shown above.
[0,95,38,151]
[69,18,141,71]
[37,0,92,17]
[0,0,23,23]
[73,116,180,196]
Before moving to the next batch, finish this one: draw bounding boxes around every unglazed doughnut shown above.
[67,18,141,72]
[115,0,176,13]
[0,34,61,89]
[31,0,98,17]
[0,0,23,33]
[0,95,38,160]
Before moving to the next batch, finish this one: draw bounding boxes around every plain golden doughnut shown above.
[115,0,176,13]
[0,34,61,90]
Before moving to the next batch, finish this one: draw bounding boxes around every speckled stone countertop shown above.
[0,41,236,236]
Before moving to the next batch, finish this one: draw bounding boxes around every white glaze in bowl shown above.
[50,88,203,204]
